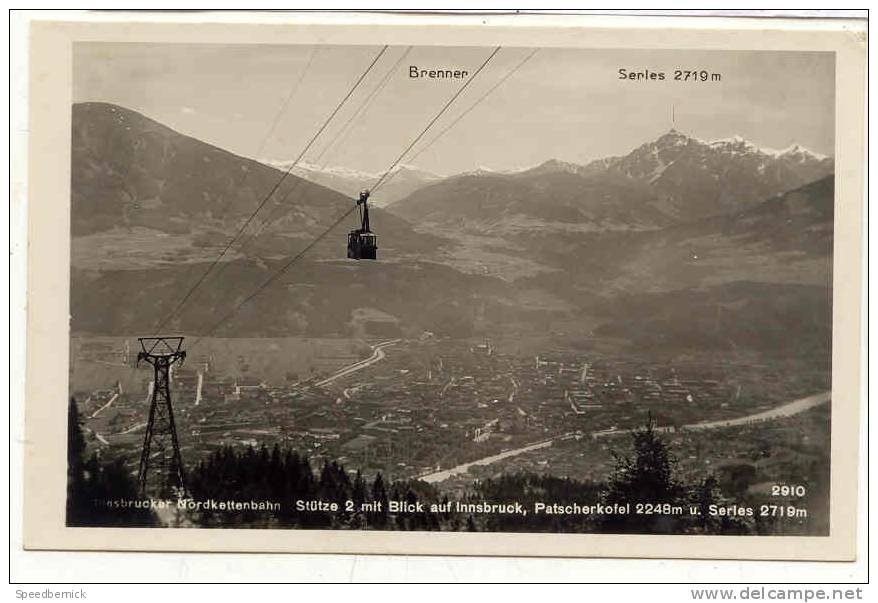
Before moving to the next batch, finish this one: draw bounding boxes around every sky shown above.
[74,43,835,175]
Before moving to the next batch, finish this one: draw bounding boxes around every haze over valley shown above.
[72,102,833,363]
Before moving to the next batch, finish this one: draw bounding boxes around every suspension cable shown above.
[229,46,413,256]
[313,46,413,164]
[370,46,501,196]
[152,45,388,334]
[192,46,413,294]
[209,46,319,224]
[186,46,503,345]
[224,46,501,259]
[188,205,358,349]
[401,48,538,173]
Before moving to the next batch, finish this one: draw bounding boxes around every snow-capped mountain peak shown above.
[458,165,512,177]
[708,135,763,153]
[516,158,586,176]
[773,144,829,162]
[655,128,694,147]
[263,159,443,181]
[259,159,443,206]
[707,136,829,162]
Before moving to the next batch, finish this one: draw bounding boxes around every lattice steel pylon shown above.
[136,337,187,498]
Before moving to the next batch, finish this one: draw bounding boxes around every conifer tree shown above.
[66,398,88,525]
[369,472,389,529]
[603,416,685,533]
[66,397,156,527]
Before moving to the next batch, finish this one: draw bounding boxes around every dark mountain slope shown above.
[70,104,834,358]
[548,176,835,356]
[388,169,671,233]
[71,102,434,260]
[388,130,833,236]
[70,104,555,337]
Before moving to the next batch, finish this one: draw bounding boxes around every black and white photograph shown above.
[63,41,839,537]
[16,12,867,567]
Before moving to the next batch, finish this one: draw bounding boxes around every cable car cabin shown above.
[347,231,377,260]
[347,190,378,260]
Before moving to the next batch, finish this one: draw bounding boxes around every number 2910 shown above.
[771,484,806,497]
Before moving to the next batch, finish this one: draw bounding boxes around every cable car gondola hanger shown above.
[177,47,502,346]
[347,189,377,260]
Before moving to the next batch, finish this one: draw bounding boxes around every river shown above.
[419,390,831,484]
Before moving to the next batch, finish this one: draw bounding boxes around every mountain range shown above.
[265,160,443,207]
[388,129,832,232]
[70,102,834,358]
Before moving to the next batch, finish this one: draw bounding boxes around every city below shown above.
[70,333,830,502]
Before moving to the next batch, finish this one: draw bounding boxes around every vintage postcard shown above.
[22,12,866,559]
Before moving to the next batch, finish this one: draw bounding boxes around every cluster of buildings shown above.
[73,336,823,489]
